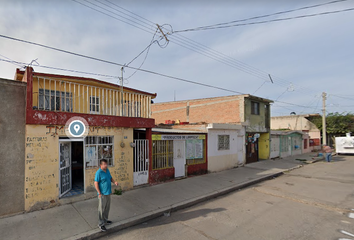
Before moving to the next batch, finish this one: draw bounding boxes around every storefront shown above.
[149,129,207,184]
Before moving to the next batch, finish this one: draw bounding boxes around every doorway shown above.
[59,140,84,198]
[173,140,186,178]
[246,133,259,164]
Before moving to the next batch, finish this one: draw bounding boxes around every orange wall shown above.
[152,96,243,124]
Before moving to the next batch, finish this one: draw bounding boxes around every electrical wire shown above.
[75,0,346,99]
[0,58,120,79]
[72,0,299,92]
[92,1,322,94]
[173,0,350,31]
[125,29,161,80]
[329,94,354,101]
[175,5,354,33]
[0,55,317,111]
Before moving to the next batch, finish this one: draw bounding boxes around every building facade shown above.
[143,128,208,183]
[271,114,321,151]
[270,131,306,159]
[15,67,156,212]
[169,123,245,172]
[152,94,272,164]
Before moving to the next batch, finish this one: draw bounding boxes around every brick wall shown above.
[152,95,243,124]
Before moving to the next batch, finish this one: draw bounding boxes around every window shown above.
[85,136,114,167]
[152,140,173,169]
[265,104,270,128]
[186,139,205,165]
[38,89,72,112]
[251,101,260,115]
[218,135,230,150]
[90,96,100,114]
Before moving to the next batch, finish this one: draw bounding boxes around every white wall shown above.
[207,128,245,172]
[271,116,320,140]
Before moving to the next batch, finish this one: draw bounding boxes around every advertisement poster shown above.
[186,139,203,159]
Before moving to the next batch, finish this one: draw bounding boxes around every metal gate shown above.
[59,142,72,197]
[133,139,149,186]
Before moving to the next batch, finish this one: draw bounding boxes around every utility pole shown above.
[322,92,327,145]
[156,24,169,42]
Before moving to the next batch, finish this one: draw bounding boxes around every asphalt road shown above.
[100,155,354,240]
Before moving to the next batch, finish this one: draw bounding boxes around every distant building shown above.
[270,130,308,159]
[152,94,273,163]
[271,114,321,151]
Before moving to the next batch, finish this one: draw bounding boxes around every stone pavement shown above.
[0,153,316,240]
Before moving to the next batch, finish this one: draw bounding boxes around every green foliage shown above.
[113,188,123,195]
[310,112,354,134]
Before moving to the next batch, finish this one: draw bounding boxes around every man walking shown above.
[94,159,118,232]
[323,144,333,162]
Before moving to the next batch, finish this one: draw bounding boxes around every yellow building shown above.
[16,67,156,211]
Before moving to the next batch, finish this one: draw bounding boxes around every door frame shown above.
[173,140,186,178]
[59,138,85,198]
[133,139,149,186]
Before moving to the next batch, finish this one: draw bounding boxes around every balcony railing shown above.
[32,76,152,118]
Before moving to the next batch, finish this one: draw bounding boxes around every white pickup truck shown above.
[335,133,354,154]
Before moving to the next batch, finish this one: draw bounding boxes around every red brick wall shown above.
[149,168,175,184]
[152,96,242,124]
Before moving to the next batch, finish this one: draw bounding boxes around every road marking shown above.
[341,220,352,224]
[340,230,354,237]
[338,238,352,240]
[348,213,354,219]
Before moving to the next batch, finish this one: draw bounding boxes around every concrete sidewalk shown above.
[0,153,315,240]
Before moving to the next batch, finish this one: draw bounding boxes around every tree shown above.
[309,112,354,144]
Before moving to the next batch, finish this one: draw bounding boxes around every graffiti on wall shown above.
[25,136,57,201]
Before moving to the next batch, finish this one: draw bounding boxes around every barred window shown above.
[152,140,173,170]
[85,136,114,167]
[38,89,72,112]
[218,135,230,150]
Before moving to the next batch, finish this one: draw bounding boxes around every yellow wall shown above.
[32,76,151,115]
[258,132,270,160]
[25,126,59,211]
[25,124,134,211]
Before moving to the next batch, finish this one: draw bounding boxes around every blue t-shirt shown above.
[94,168,112,195]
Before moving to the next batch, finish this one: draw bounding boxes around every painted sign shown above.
[152,134,205,141]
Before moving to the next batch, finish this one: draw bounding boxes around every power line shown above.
[0,37,245,94]
[73,0,307,93]
[0,53,315,111]
[329,94,354,101]
[96,1,323,94]
[174,0,350,31]
[175,5,354,33]
[0,58,120,79]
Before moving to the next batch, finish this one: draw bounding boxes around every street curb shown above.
[64,169,296,240]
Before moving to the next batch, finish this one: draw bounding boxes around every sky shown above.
[0,0,353,116]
